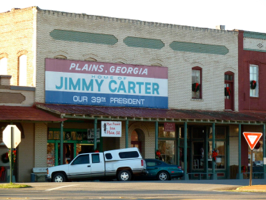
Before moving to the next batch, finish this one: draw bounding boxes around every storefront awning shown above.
[0,105,65,122]
[35,103,266,124]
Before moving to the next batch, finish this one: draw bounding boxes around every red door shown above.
[131,141,142,153]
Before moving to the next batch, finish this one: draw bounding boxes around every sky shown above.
[1,0,266,33]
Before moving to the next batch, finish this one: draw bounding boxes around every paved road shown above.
[0,179,266,199]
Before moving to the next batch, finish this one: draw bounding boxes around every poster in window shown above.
[88,129,100,139]
[64,131,71,140]
[76,132,82,140]
[71,131,76,140]
[82,132,88,140]
[48,131,53,140]
[54,131,60,140]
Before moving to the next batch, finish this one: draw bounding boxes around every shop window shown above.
[158,140,175,164]
[209,126,226,139]
[19,55,27,86]
[178,127,190,139]
[248,140,263,167]
[192,128,205,139]
[0,57,7,75]
[47,143,55,167]
[250,64,259,97]
[158,126,175,138]
[208,141,225,169]
[192,67,202,99]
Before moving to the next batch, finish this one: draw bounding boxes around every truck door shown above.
[68,154,91,180]
[90,153,105,178]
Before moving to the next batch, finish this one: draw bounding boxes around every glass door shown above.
[192,141,205,170]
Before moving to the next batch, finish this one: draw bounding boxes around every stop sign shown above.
[3,125,21,148]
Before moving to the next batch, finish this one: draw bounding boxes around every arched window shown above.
[54,55,67,59]
[224,71,234,110]
[192,66,202,99]
[84,57,97,62]
[19,55,27,86]
[0,57,7,75]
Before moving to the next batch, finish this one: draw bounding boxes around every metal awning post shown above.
[60,121,64,165]
[212,123,217,180]
[155,121,158,151]
[125,120,129,148]
[263,124,266,179]
[205,127,208,178]
[94,118,97,150]
[237,124,243,179]
[177,125,180,166]
[183,122,189,180]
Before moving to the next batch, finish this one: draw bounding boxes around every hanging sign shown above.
[164,123,175,132]
[243,132,262,150]
[101,121,122,137]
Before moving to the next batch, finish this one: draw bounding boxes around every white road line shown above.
[45,184,79,191]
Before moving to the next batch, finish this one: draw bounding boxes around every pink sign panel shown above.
[164,123,176,132]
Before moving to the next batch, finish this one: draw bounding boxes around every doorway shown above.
[130,129,145,157]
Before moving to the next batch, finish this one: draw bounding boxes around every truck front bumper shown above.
[46,175,52,182]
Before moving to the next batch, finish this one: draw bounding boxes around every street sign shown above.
[3,125,21,148]
[243,132,262,150]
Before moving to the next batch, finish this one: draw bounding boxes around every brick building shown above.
[0,7,265,182]
[237,30,266,173]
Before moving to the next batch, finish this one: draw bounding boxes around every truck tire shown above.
[52,172,66,182]
[157,171,170,181]
[117,170,132,181]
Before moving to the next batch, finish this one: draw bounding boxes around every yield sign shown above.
[243,132,262,150]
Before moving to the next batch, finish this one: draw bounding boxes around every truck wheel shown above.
[117,170,132,181]
[157,171,170,181]
[52,173,66,182]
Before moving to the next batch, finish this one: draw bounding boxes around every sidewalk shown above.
[236,185,266,192]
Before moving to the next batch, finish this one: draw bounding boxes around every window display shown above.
[47,143,55,167]
[158,140,175,164]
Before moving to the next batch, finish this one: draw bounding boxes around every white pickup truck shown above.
[46,147,147,182]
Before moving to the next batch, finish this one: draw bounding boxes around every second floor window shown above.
[0,57,7,75]
[192,67,202,99]
[19,55,27,86]
[250,64,258,97]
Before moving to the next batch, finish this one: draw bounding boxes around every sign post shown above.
[243,132,262,186]
[10,127,13,183]
[3,125,21,183]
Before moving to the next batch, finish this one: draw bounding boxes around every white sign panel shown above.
[101,121,122,137]
[244,38,266,52]
[3,125,21,148]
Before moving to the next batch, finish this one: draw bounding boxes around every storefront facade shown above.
[0,7,265,182]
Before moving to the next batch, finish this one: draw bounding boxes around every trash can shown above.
[31,173,35,182]
[230,165,238,179]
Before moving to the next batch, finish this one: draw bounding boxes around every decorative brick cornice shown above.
[33,7,237,35]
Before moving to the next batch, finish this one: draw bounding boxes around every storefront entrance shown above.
[131,129,145,156]
[47,128,101,166]
[189,126,227,179]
